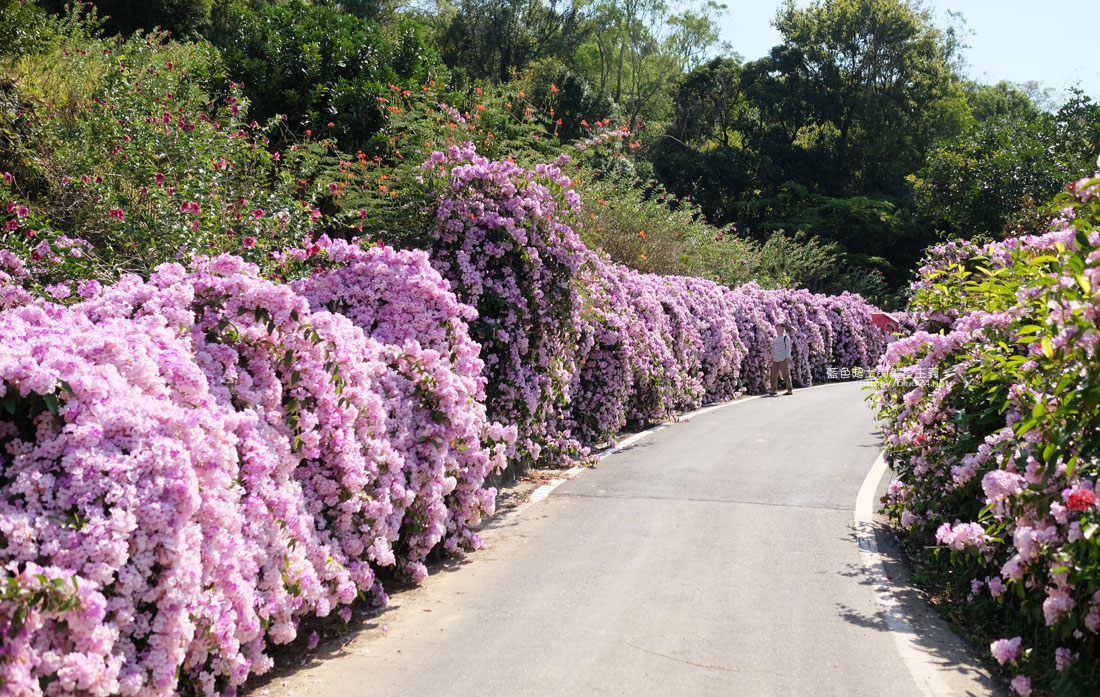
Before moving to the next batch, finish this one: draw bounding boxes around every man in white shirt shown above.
[768,322,793,396]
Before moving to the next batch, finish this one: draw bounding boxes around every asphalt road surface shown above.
[263,382,1002,697]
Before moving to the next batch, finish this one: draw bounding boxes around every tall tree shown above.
[653,57,754,222]
[742,0,967,196]
[440,0,588,82]
[39,0,212,37]
[586,0,724,129]
[911,91,1100,239]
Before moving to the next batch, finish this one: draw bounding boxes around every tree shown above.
[39,0,212,37]
[215,0,442,149]
[439,0,588,83]
[585,0,724,129]
[962,80,1039,124]
[666,57,746,148]
[911,91,1100,239]
[742,0,967,196]
[652,56,754,224]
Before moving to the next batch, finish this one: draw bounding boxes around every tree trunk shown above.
[615,39,625,103]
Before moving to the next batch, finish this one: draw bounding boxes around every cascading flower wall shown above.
[0,143,886,696]
[413,144,590,468]
[0,248,510,697]
[873,171,1100,696]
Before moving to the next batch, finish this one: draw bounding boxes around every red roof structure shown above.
[871,312,900,332]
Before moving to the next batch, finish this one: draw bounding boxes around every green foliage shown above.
[963,80,1040,123]
[214,0,442,151]
[40,0,213,37]
[912,91,1100,240]
[578,170,757,284]
[579,0,725,129]
[576,165,845,290]
[755,230,844,292]
[0,12,343,284]
[745,0,967,195]
[515,58,616,142]
[651,0,972,297]
[439,0,588,83]
[0,0,54,57]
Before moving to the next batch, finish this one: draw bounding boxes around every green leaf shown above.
[9,605,26,638]
[43,393,59,415]
[1041,336,1053,358]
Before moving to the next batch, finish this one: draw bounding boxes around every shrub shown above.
[873,171,1100,695]
[214,0,441,151]
[0,246,507,695]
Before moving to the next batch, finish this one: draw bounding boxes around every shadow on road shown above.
[834,522,1007,697]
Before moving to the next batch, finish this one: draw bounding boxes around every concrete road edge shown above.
[855,453,1004,697]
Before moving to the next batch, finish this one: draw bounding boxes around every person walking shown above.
[768,322,793,396]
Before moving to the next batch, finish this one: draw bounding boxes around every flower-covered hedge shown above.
[873,172,1100,696]
[412,144,589,468]
[0,142,886,696]
[0,249,508,696]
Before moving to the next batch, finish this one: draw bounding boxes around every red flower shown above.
[1067,489,1096,513]
[914,434,925,445]
[242,236,256,248]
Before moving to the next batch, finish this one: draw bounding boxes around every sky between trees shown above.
[718,0,1099,99]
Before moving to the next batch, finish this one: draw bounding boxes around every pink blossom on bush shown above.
[1011,675,1031,697]
[991,636,1022,665]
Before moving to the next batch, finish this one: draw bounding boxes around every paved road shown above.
[263,382,1000,697]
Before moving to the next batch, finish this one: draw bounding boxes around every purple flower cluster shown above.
[0,249,506,695]
[417,144,590,467]
[416,144,885,463]
[0,142,887,695]
[874,171,1100,693]
[291,237,514,573]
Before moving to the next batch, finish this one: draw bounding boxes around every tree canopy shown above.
[5,0,1097,305]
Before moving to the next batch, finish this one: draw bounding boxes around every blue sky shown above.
[715,1,1099,102]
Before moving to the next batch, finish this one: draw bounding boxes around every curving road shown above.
[261,382,1002,697]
